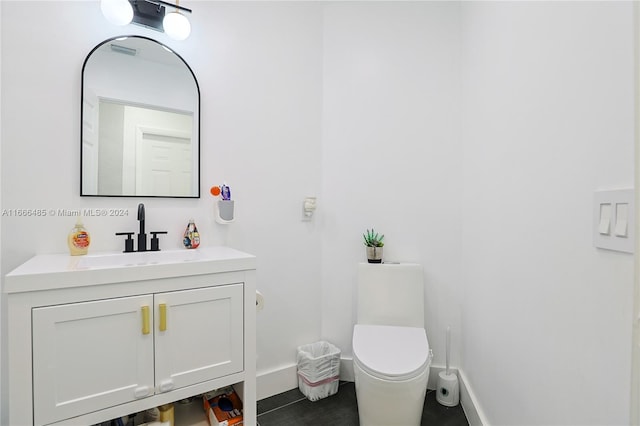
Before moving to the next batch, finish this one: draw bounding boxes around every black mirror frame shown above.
[80,35,201,198]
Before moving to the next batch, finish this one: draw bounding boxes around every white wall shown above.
[460,2,635,424]
[320,1,463,368]
[0,1,637,425]
[0,1,323,420]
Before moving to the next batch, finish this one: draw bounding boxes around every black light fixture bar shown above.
[135,0,192,14]
[128,0,191,32]
[130,0,165,31]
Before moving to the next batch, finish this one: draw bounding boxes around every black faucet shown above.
[137,203,147,252]
[115,203,167,252]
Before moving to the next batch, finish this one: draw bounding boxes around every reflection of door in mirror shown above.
[136,129,193,197]
[81,36,200,197]
[98,101,194,196]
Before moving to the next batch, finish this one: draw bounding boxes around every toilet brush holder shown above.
[436,371,459,407]
[437,325,459,407]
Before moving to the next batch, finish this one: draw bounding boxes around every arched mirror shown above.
[81,36,200,197]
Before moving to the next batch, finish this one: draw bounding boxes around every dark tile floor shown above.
[257,381,468,426]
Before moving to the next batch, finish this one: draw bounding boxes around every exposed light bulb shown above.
[100,0,133,26]
[163,11,191,41]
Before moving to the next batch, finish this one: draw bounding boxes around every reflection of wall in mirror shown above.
[98,101,124,195]
[86,49,196,113]
[82,88,99,195]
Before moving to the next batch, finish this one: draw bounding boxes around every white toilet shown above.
[352,263,432,426]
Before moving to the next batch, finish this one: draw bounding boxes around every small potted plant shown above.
[363,228,384,263]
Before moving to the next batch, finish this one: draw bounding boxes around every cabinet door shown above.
[154,284,244,392]
[32,295,155,426]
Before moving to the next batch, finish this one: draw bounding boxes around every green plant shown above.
[363,228,385,247]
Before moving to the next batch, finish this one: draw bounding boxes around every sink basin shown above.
[76,250,204,269]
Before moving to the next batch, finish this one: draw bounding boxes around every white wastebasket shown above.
[296,341,341,401]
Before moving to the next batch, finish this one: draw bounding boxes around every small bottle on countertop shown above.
[183,219,200,249]
[68,217,90,256]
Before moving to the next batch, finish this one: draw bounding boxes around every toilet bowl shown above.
[353,263,431,426]
[353,324,432,426]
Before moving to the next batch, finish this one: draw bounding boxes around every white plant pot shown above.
[366,246,383,264]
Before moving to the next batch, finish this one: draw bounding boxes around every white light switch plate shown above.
[593,189,634,253]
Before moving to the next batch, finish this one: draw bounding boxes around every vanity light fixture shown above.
[100,0,134,26]
[101,0,193,41]
[163,0,191,41]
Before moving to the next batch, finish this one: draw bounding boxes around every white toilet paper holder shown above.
[256,290,265,311]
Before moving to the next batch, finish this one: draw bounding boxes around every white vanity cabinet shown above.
[5,247,256,426]
[32,294,156,425]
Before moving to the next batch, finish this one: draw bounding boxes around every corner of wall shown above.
[631,2,640,424]
[0,0,6,422]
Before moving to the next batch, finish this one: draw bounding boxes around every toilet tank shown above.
[357,263,424,328]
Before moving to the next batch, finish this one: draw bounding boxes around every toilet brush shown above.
[445,325,451,376]
[436,326,459,407]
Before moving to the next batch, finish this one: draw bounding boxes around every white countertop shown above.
[4,246,256,294]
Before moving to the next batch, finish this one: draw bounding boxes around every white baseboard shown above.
[458,369,489,426]
[340,356,355,382]
[256,363,298,401]
[257,359,488,426]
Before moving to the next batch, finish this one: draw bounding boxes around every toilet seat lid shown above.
[353,324,430,381]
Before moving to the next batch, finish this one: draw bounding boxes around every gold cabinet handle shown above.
[141,306,150,335]
[159,303,167,331]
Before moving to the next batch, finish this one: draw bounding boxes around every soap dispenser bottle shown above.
[68,217,90,256]
[183,219,200,249]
